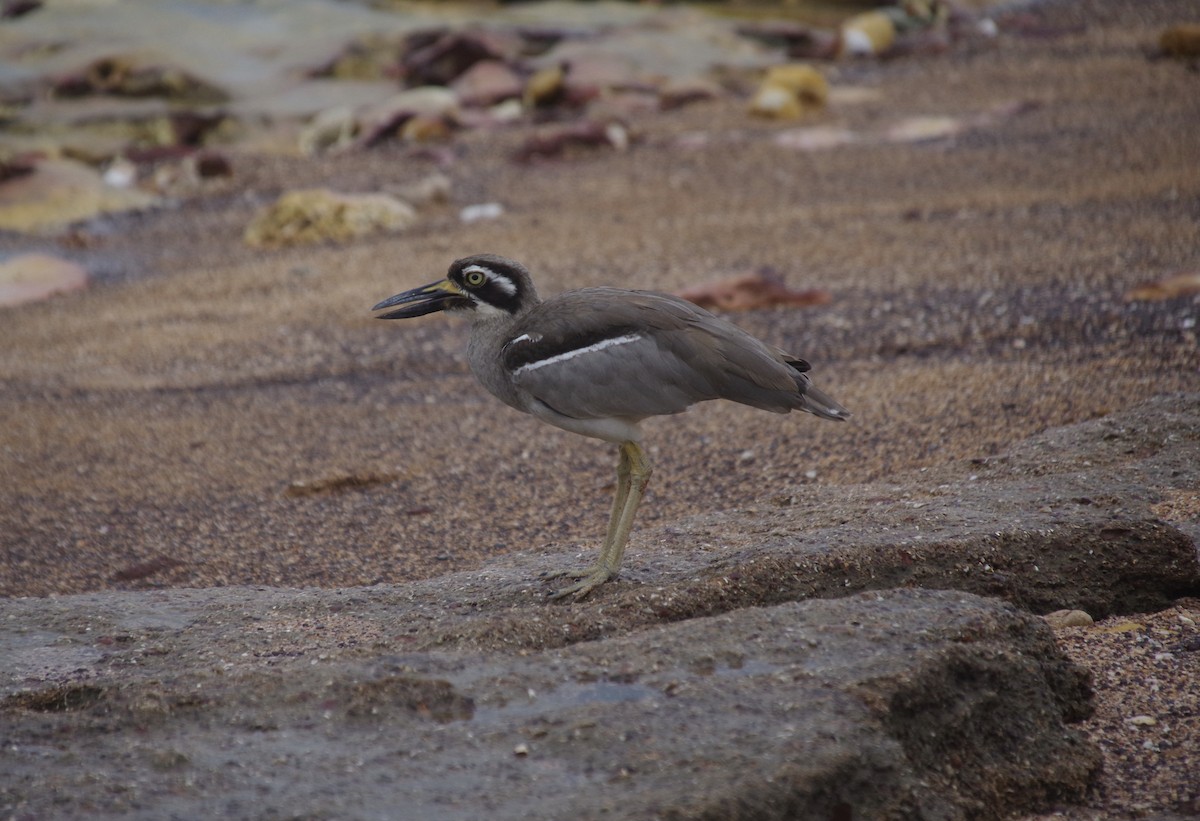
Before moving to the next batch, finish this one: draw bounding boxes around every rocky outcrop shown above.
[2,589,1096,820]
[4,396,1197,819]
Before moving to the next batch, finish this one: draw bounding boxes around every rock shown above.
[736,19,818,49]
[1,1,42,20]
[1160,24,1200,58]
[141,150,234,196]
[398,113,453,142]
[764,63,830,103]
[838,2,956,59]
[513,120,629,162]
[0,157,158,233]
[676,269,833,312]
[1123,270,1200,301]
[391,172,452,207]
[187,150,233,180]
[585,89,659,122]
[749,83,804,120]
[299,105,359,155]
[735,18,842,60]
[0,589,1099,819]
[243,189,417,248]
[302,87,462,156]
[1045,609,1095,628]
[523,63,567,109]
[50,55,227,103]
[0,155,34,183]
[399,28,522,87]
[352,86,460,148]
[0,252,88,307]
[839,10,897,57]
[309,32,403,81]
[450,59,523,108]
[774,125,861,151]
[658,77,721,111]
[101,156,137,188]
[526,8,772,99]
[284,471,398,498]
[749,63,828,120]
[554,52,635,100]
[882,114,969,143]
[774,100,1034,151]
[484,97,525,124]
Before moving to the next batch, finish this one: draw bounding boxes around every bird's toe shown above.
[541,564,601,582]
[546,568,615,600]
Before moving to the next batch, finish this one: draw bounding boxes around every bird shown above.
[373,254,850,600]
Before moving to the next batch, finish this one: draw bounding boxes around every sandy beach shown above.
[1,0,1198,817]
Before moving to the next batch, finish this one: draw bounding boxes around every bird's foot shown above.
[541,564,603,581]
[544,566,615,601]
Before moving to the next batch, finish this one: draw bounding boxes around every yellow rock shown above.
[839,10,897,57]
[750,64,828,120]
[523,64,565,108]
[764,64,829,107]
[244,188,417,248]
[749,83,803,120]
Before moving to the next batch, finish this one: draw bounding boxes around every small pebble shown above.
[103,158,137,188]
[460,202,504,223]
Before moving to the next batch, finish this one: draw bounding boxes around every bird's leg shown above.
[599,441,651,575]
[544,443,633,589]
[549,441,651,600]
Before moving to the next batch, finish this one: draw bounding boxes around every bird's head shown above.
[373,255,539,320]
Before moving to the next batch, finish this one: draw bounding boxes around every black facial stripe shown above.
[451,265,522,313]
[474,279,521,311]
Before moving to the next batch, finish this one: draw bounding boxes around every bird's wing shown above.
[504,289,802,420]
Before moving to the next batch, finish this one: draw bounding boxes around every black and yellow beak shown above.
[372,278,468,319]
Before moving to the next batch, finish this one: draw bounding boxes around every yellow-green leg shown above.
[548,441,652,600]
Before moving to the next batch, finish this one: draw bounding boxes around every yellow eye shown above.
[464,270,487,287]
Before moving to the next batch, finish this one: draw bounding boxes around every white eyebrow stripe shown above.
[511,333,642,377]
[508,333,540,346]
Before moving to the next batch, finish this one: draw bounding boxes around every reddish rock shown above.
[450,59,523,107]
[677,270,832,312]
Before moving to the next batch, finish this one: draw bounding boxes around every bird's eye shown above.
[464,270,487,287]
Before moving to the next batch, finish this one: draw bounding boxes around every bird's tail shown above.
[798,382,851,421]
